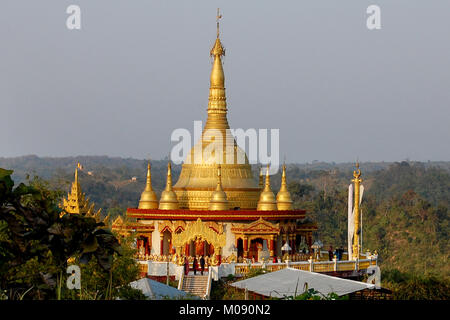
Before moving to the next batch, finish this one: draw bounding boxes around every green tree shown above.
[0,168,122,300]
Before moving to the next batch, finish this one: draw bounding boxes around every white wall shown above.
[151,221,161,255]
[221,223,236,257]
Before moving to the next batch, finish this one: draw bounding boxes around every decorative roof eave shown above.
[126,208,305,221]
[231,218,280,234]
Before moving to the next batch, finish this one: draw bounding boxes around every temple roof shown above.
[126,208,305,221]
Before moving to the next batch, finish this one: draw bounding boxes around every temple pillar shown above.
[243,236,249,259]
[185,243,189,256]
[269,235,275,257]
[160,234,164,256]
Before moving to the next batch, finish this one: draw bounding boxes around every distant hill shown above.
[1,155,449,279]
[1,155,449,213]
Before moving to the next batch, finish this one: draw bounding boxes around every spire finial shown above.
[216,8,222,38]
[353,160,361,179]
[145,160,153,190]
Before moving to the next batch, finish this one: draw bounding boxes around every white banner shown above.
[347,184,354,259]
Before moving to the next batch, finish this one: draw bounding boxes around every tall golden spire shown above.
[257,165,278,211]
[208,164,229,210]
[206,8,227,125]
[159,161,179,210]
[138,161,159,209]
[172,10,261,210]
[276,163,293,210]
[352,161,363,260]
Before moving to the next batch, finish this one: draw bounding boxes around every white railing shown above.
[204,266,212,300]
[232,257,377,276]
[137,253,378,279]
[177,270,184,290]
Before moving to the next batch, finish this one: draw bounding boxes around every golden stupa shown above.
[257,165,278,211]
[208,164,229,211]
[173,16,260,210]
[159,161,179,210]
[276,164,293,210]
[138,161,159,209]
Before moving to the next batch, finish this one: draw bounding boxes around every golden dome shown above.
[159,161,179,210]
[138,161,159,209]
[173,14,260,210]
[276,164,293,210]
[257,165,278,211]
[208,165,229,211]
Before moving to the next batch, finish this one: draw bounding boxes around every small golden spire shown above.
[138,161,159,209]
[257,164,277,211]
[208,164,229,210]
[277,163,293,210]
[159,161,179,210]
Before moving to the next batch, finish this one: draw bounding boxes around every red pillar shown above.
[243,237,249,258]
[160,237,164,256]
[145,237,150,255]
[270,237,276,257]
[185,243,189,256]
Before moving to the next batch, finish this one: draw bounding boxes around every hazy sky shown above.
[1,0,449,163]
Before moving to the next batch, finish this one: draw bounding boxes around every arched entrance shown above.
[172,218,226,265]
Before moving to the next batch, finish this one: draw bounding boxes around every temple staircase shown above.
[178,268,212,299]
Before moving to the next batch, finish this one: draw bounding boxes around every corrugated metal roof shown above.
[230,268,375,298]
[129,278,198,300]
